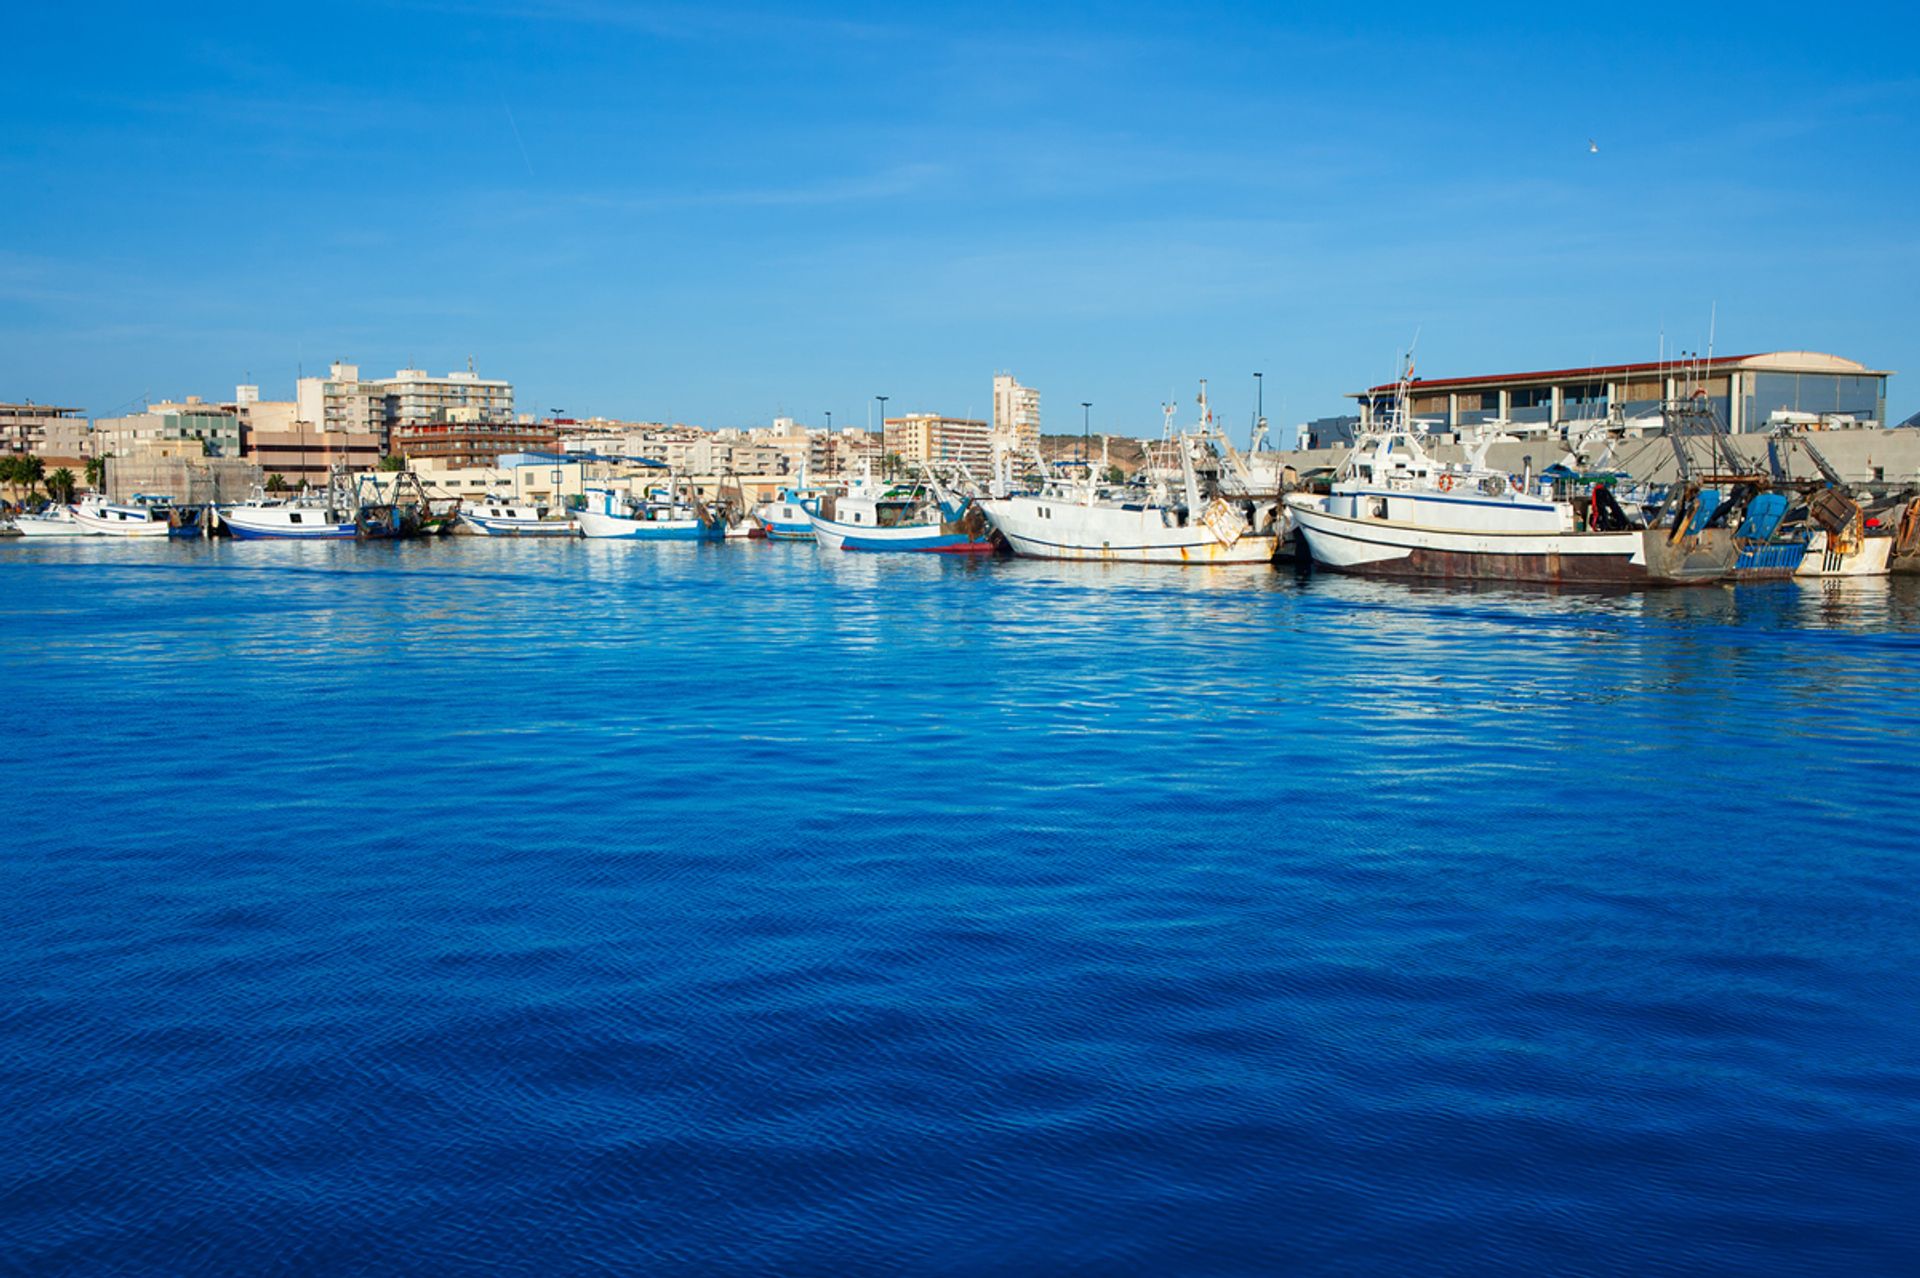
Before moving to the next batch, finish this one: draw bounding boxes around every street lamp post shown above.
[876,396,889,477]
[1081,402,1091,469]
[1253,373,1263,449]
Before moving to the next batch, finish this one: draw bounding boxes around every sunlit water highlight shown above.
[4,539,1918,1274]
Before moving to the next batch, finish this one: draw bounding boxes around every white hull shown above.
[1795,531,1892,578]
[1290,498,1640,565]
[575,508,718,540]
[981,496,1279,564]
[221,505,357,538]
[1285,497,1733,584]
[12,509,93,537]
[71,505,170,537]
[461,512,577,537]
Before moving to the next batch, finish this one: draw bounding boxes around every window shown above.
[290,513,303,524]
[1511,387,1552,409]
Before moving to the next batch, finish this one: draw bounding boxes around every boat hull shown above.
[808,515,996,554]
[1793,530,1891,578]
[982,497,1280,564]
[461,513,578,537]
[576,509,723,540]
[70,509,170,537]
[12,512,93,537]
[1286,499,1735,585]
[224,517,358,539]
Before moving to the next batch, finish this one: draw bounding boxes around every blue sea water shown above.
[3,538,1918,1276]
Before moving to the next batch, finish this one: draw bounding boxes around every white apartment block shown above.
[993,373,1042,455]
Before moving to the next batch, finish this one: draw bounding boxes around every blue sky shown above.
[3,1,1915,437]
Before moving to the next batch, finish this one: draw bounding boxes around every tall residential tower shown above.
[993,373,1041,456]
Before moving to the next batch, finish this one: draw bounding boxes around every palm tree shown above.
[84,455,107,490]
[46,468,77,504]
[1,455,44,506]
[265,473,289,493]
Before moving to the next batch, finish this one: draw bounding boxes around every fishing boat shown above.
[460,496,577,537]
[575,485,726,540]
[1752,430,1888,579]
[70,494,176,538]
[982,390,1284,565]
[10,504,92,537]
[807,466,997,554]
[219,495,360,539]
[1285,368,1738,585]
[754,487,818,540]
[1888,496,1920,575]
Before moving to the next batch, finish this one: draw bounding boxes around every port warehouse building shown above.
[1354,350,1889,434]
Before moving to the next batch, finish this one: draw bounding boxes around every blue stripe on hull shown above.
[226,524,357,540]
[592,527,725,541]
[838,532,991,553]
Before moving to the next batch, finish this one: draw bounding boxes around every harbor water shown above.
[4,540,1918,1274]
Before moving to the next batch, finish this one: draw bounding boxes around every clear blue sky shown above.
[3,1,1915,437]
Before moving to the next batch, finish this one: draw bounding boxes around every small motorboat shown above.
[10,504,93,537]
[460,496,578,537]
[575,485,725,540]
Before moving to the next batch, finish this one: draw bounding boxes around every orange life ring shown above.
[1437,474,1454,493]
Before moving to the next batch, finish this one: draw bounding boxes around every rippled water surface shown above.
[4,539,1919,1275]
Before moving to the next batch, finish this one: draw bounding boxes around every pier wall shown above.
[107,457,264,504]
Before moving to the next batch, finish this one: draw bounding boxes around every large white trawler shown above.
[979,384,1284,565]
[1284,365,1737,585]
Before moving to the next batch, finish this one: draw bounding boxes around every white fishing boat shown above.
[220,497,359,539]
[460,496,577,537]
[1284,365,1737,585]
[981,389,1284,564]
[10,504,93,537]
[807,466,997,554]
[70,494,174,538]
[575,485,725,540]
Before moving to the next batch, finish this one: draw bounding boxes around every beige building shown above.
[884,413,991,472]
[1,402,89,456]
[93,400,242,459]
[250,429,383,489]
[992,373,1042,456]
[295,360,516,452]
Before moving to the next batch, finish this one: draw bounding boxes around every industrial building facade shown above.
[1355,351,1889,436]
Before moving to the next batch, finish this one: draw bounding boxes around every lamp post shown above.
[1081,402,1091,468]
[876,395,889,477]
[1253,373,1262,449]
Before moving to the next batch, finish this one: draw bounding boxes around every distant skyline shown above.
[4,1,1916,436]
